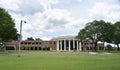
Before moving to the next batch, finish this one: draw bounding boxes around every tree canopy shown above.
[0,8,17,42]
[35,38,42,40]
[113,21,120,50]
[26,37,42,41]
[27,37,34,40]
[77,20,114,51]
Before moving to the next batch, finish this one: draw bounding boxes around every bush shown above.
[0,47,4,51]
[106,44,113,52]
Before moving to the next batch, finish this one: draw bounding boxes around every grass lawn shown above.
[0,56,120,70]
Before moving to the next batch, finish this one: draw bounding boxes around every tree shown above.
[0,8,17,48]
[76,29,88,51]
[35,38,42,40]
[106,44,113,52]
[0,42,4,51]
[77,29,86,42]
[101,22,114,43]
[77,20,113,52]
[113,21,120,51]
[27,37,34,40]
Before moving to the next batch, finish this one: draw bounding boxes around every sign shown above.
[18,34,21,41]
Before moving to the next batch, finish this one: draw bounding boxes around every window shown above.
[24,42,27,44]
[32,42,35,45]
[36,42,38,44]
[21,42,23,44]
[39,42,41,44]
[54,42,56,44]
[28,42,31,44]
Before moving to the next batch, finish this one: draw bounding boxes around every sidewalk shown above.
[0,52,120,56]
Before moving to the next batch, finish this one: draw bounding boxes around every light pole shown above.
[18,20,26,57]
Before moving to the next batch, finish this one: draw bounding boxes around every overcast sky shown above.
[0,0,120,40]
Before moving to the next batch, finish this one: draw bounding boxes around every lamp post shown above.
[18,20,26,57]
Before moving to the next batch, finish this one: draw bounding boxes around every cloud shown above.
[21,8,73,39]
[1,0,120,40]
[0,0,60,15]
[18,0,44,15]
[89,1,120,22]
[49,0,60,4]
[20,7,89,40]
[0,0,20,11]
[76,0,83,2]
[0,0,96,40]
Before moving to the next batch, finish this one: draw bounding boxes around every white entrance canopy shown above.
[51,36,81,51]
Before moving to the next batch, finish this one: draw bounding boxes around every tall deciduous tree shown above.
[77,29,87,42]
[77,20,113,52]
[0,8,17,42]
[113,21,120,51]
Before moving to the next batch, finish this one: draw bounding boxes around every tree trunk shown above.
[103,42,105,50]
[117,44,119,51]
[3,42,6,52]
[94,41,98,52]
[83,43,86,52]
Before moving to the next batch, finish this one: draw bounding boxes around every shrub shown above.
[106,44,113,52]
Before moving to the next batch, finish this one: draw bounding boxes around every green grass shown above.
[0,56,120,70]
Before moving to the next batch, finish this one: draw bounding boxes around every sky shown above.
[0,0,120,40]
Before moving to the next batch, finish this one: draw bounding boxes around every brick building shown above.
[5,36,104,51]
[51,36,104,51]
[5,40,56,51]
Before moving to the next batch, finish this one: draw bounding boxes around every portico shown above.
[52,36,81,51]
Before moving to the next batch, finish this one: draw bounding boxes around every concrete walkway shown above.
[0,52,120,57]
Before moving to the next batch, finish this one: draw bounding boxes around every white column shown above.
[69,40,71,51]
[64,40,66,51]
[57,40,59,51]
[103,42,105,50]
[79,42,81,51]
[77,40,79,51]
[60,40,62,51]
[73,39,75,50]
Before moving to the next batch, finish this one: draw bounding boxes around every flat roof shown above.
[51,36,78,41]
